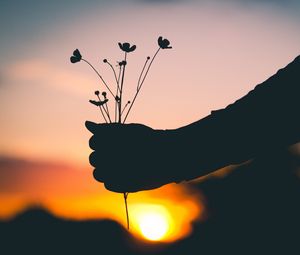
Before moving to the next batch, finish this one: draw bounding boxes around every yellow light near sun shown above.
[139,212,169,241]
[129,204,174,241]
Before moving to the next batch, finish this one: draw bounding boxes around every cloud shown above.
[0,155,101,198]
[4,59,94,96]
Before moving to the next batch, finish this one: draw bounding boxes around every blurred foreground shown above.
[1,148,299,254]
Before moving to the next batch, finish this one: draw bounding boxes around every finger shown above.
[89,151,98,167]
[89,135,99,150]
[93,168,105,182]
[104,179,147,193]
[104,182,132,193]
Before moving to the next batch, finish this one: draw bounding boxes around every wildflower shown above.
[118,42,136,53]
[158,36,172,49]
[70,49,82,63]
[118,60,127,66]
[89,99,108,106]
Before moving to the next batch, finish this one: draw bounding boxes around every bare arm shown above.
[173,55,300,181]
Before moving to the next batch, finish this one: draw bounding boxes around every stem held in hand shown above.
[124,192,130,230]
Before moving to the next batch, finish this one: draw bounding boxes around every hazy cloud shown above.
[0,155,96,197]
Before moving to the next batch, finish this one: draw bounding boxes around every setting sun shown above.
[129,204,174,242]
[138,212,169,241]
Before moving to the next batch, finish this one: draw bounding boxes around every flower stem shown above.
[121,101,130,116]
[105,102,111,123]
[106,60,120,92]
[137,57,150,91]
[123,192,130,230]
[123,48,161,123]
[97,103,108,123]
[118,53,127,123]
[96,95,111,123]
[115,65,122,122]
[82,59,115,98]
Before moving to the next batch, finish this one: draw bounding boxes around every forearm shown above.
[173,55,300,181]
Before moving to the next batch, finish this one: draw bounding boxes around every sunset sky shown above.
[1,0,300,241]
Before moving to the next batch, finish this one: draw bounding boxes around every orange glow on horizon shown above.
[0,177,204,242]
[45,184,203,242]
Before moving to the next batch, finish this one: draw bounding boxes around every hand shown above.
[85,121,184,193]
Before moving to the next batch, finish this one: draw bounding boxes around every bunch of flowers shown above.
[70,36,172,229]
[70,36,172,124]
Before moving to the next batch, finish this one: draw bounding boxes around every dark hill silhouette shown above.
[1,149,299,255]
[0,207,169,255]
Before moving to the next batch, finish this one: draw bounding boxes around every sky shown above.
[0,0,300,241]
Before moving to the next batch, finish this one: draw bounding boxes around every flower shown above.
[158,36,172,49]
[118,42,136,53]
[118,60,127,66]
[89,99,108,106]
[70,49,82,63]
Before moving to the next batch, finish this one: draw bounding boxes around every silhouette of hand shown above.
[85,121,185,193]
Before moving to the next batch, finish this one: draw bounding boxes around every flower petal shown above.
[158,36,163,47]
[70,56,79,63]
[118,42,123,51]
[123,42,130,50]
[73,49,82,59]
[163,39,170,46]
[129,45,136,52]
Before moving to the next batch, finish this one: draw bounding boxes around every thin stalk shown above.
[137,57,150,91]
[98,105,108,123]
[138,48,161,91]
[82,59,115,98]
[115,98,118,123]
[118,53,127,123]
[115,65,122,122]
[121,101,130,116]
[106,60,120,91]
[96,95,111,123]
[123,48,161,123]
[117,64,122,85]
[104,101,112,123]
[106,60,121,124]
[123,192,130,230]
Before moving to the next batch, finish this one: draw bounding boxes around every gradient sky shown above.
[1,0,300,163]
[0,0,300,241]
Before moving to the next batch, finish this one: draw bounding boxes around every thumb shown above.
[85,121,98,134]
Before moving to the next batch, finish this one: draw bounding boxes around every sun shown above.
[129,204,176,242]
[138,212,169,241]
